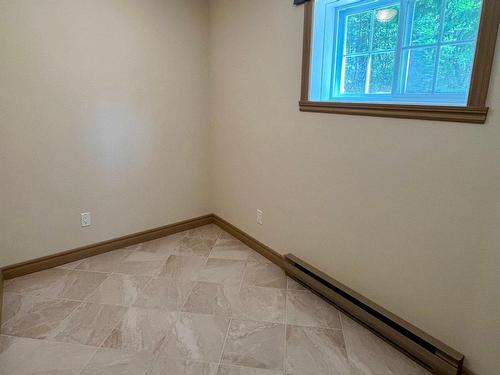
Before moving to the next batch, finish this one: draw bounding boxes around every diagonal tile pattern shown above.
[0,225,431,375]
[0,335,96,375]
[85,274,150,307]
[221,319,286,371]
[80,348,154,375]
[286,289,342,329]
[2,294,80,340]
[101,307,177,353]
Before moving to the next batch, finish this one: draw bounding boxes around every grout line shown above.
[74,346,100,375]
[285,288,313,294]
[168,230,218,315]
[217,317,233,370]
[215,362,286,372]
[6,225,295,374]
[178,279,199,312]
[84,270,113,296]
[74,302,136,375]
[238,254,249,293]
[40,300,86,342]
[238,284,286,291]
[339,312,352,362]
[171,308,287,326]
[0,332,103,352]
[285,322,343,331]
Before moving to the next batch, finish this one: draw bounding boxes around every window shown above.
[300,0,500,123]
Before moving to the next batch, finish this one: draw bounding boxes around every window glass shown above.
[370,52,395,93]
[436,43,475,93]
[406,47,436,93]
[346,11,372,53]
[411,0,443,46]
[309,0,483,105]
[442,0,482,42]
[373,6,400,51]
[343,55,369,94]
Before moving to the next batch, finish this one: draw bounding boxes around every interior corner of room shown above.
[1,1,499,374]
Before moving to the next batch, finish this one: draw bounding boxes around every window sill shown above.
[299,100,488,124]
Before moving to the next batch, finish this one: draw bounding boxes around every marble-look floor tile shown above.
[246,252,272,265]
[160,312,230,362]
[286,277,306,291]
[0,334,16,354]
[5,268,109,301]
[102,307,177,353]
[221,320,285,371]
[182,283,285,323]
[286,290,341,329]
[2,294,80,340]
[341,315,431,375]
[57,259,85,270]
[4,268,72,298]
[198,259,246,285]
[1,292,23,325]
[157,255,207,280]
[111,256,164,276]
[76,249,133,273]
[286,325,351,375]
[218,230,237,240]
[123,249,172,262]
[233,287,286,323]
[147,357,218,375]
[173,237,217,257]
[182,282,235,316]
[217,365,283,375]
[0,335,96,375]
[80,348,154,375]
[1,226,433,375]
[242,262,286,289]
[51,302,126,347]
[56,270,109,301]
[136,232,184,255]
[134,278,195,311]
[209,239,250,261]
[86,274,150,306]
[186,224,224,240]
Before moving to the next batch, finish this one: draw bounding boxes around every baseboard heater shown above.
[283,254,464,375]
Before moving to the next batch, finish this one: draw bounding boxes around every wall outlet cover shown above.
[81,212,91,227]
[257,209,263,225]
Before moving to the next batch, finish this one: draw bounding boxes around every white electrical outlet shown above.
[81,212,91,227]
[256,209,263,225]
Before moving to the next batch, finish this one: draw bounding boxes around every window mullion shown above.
[393,0,409,95]
[366,10,375,94]
[432,0,448,93]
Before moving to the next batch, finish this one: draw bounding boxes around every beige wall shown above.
[1,0,499,373]
[0,0,210,266]
[208,1,500,374]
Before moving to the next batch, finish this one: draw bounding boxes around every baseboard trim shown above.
[212,215,285,267]
[0,214,475,374]
[1,214,213,280]
[210,216,473,375]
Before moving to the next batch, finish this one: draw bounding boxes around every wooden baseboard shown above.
[212,215,285,267]
[211,216,474,375]
[0,213,475,375]
[1,214,213,280]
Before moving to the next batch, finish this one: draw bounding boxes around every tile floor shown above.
[1,224,431,375]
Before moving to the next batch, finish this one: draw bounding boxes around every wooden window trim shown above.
[299,0,500,124]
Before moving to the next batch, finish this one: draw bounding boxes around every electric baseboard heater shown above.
[283,254,464,375]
